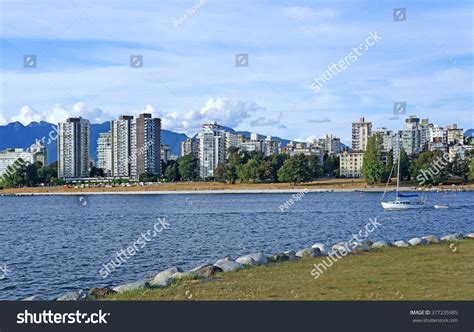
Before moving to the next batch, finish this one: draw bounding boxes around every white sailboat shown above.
[381,143,426,210]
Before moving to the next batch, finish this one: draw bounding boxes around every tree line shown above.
[362,134,474,185]
[162,147,340,185]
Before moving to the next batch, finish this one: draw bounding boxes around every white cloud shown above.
[10,105,43,124]
[8,102,112,125]
[0,112,8,125]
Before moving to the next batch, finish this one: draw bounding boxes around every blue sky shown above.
[0,0,472,144]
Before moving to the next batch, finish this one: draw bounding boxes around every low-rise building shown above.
[339,151,364,178]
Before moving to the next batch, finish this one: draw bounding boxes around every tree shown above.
[322,154,339,176]
[89,161,104,177]
[258,160,273,181]
[469,159,474,180]
[362,135,387,184]
[398,148,410,180]
[449,155,470,183]
[237,159,260,182]
[277,154,311,184]
[164,162,180,181]
[214,163,228,182]
[38,161,58,184]
[307,154,323,179]
[411,150,448,185]
[139,172,158,182]
[385,149,394,182]
[270,154,289,182]
[178,154,199,181]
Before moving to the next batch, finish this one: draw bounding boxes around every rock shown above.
[311,243,329,256]
[466,233,474,239]
[236,255,257,266]
[371,241,391,249]
[408,237,429,246]
[56,290,86,301]
[441,234,464,241]
[296,247,322,258]
[246,252,268,265]
[190,264,223,277]
[214,260,243,272]
[422,235,441,244]
[283,250,299,261]
[21,295,45,301]
[88,287,116,299]
[393,240,409,248]
[360,241,373,247]
[149,266,183,287]
[269,253,290,262]
[113,280,150,293]
[332,242,352,254]
[214,257,232,266]
[351,243,370,252]
[171,271,199,280]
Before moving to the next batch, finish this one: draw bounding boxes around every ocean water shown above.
[0,192,472,299]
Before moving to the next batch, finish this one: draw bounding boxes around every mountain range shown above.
[0,121,294,164]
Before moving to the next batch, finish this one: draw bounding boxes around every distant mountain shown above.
[0,121,189,163]
[465,129,473,138]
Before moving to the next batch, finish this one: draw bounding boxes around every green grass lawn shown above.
[106,240,474,301]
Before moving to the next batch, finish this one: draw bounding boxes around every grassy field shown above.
[2,178,473,194]
[106,240,474,301]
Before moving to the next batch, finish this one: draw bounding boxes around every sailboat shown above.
[381,144,426,210]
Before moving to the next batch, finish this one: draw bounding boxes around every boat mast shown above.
[396,136,401,201]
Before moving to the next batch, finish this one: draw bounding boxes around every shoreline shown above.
[1,187,472,196]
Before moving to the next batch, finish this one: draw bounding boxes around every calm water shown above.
[0,192,472,300]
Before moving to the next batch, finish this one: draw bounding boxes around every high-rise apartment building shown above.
[58,117,90,178]
[111,115,133,177]
[181,137,199,157]
[447,124,464,145]
[352,117,372,151]
[130,113,161,179]
[318,134,341,155]
[97,132,112,176]
[198,122,226,178]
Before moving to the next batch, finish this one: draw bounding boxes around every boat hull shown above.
[381,201,426,210]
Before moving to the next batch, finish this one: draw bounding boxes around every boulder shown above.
[332,242,351,254]
[422,235,441,244]
[21,295,45,301]
[371,241,391,249]
[351,243,370,252]
[283,250,299,261]
[113,280,150,293]
[214,257,232,266]
[88,287,116,299]
[393,240,409,248]
[408,237,429,246]
[269,253,290,262]
[441,234,464,241]
[311,243,329,256]
[190,264,223,277]
[149,266,183,287]
[56,290,86,301]
[236,255,257,266]
[296,247,322,258]
[214,260,243,272]
[246,252,268,265]
[171,271,200,280]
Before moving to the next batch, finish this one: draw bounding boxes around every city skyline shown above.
[1,1,472,144]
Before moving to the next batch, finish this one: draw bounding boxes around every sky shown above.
[0,0,473,144]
